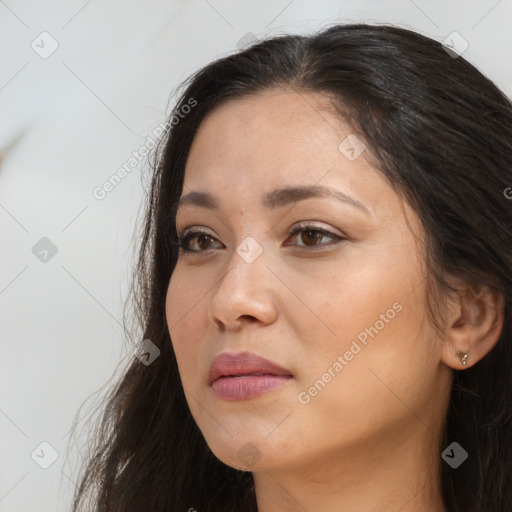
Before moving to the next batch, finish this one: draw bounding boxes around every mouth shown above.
[207,351,293,400]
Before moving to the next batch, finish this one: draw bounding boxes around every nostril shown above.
[240,315,257,321]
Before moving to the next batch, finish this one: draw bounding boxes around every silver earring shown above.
[456,351,468,366]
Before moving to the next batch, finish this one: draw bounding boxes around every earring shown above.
[456,351,468,366]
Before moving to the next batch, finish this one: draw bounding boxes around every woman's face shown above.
[166,88,451,472]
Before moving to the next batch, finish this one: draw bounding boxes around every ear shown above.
[441,282,505,370]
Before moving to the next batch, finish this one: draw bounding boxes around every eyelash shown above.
[176,223,345,254]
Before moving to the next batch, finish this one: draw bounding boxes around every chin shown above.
[202,430,283,471]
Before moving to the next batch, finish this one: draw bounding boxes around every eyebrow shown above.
[175,184,372,216]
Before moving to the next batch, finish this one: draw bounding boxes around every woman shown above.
[72,23,512,511]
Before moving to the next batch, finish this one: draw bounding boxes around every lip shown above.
[208,351,293,400]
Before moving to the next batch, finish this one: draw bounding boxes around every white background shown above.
[1,0,511,510]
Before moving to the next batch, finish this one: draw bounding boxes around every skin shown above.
[165,87,504,512]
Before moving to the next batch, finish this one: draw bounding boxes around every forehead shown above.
[184,88,364,187]
[189,87,342,157]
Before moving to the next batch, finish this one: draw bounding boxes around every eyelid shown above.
[178,221,344,239]
[288,221,346,239]
[180,225,216,238]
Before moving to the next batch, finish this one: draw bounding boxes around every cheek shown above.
[165,272,207,385]
[293,263,399,347]
[166,265,210,332]
[294,250,429,398]
[291,311,430,455]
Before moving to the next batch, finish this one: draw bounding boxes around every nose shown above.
[207,243,278,331]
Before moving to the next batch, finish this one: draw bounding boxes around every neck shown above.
[252,422,447,512]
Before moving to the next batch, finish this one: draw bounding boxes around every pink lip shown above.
[208,351,293,401]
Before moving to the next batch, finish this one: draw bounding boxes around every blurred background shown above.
[1,0,511,510]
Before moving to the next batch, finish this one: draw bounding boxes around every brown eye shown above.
[177,224,345,255]
[300,229,325,246]
[179,231,221,253]
[195,234,215,251]
[286,225,343,248]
